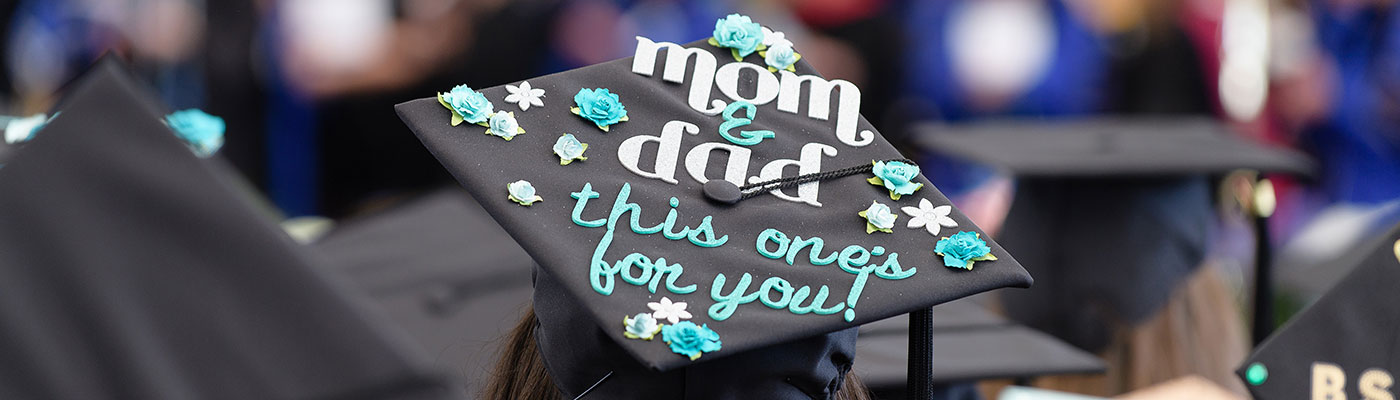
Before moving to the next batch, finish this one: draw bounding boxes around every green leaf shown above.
[451,113,464,126]
[866,222,878,234]
[707,37,720,47]
[437,93,451,110]
[731,49,744,62]
[570,107,582,115]
[971,253,998,262]
[889,192,902,201]
[866,177,884,186]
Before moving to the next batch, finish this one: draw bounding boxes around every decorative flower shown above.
[647,297,692,324]
[5,113,48,144]
[165,109,225,158]
[902,198,959,236]
[708,13,765,61]
[760,26,788,47]
[661,321,722,361]
[438,85,494,126]
[858,201,898,234]
[507,180,543,206]
[553,133,588,165]
[623,313,663,341]
[935,231,997,270]
[504,81,545,111]
[760,41,801,72]
[571,88,629,131]
[867,160,924,200]
[485,111,525,140]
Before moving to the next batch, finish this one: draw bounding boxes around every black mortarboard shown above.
[854,300,1105,391]
[0,59,456,400]
[311,188,534,395]
[916,117,1315,352]
[1236,221,1400,399]
[397,16,1032,399]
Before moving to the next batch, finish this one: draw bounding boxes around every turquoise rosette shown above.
[164,109,225,158]
[708,13,765,61]
[761,41,801,72]
[661,321,722,361]
[934,231,997,270]
[858,201,898,234]
[486,111,525,140]
[507,180,542,206]
[571,88,629,131]
[553,133,589,165]
[622,313,662,341]
[4,113,49,144]
[867,160,924,200]
[438,85,494,126]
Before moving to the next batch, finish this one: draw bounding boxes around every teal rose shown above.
[934,231,997,270]
[572,88,628,131]
[507,180,542,206]
[710,14,764,59]
[553,133,588,165]
[487,111,523,140]
[5,113,48,144]
[165,109,225,158]
[661,321,722,361]
[859,201,897,234]
[441,85,493,125]
[868,160,924,200]
[763,41,800,72]
[622,312,661,340]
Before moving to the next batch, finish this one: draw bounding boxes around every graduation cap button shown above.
[703,180,742,204]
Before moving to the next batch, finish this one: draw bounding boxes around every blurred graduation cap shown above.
[310,188,534,395]
[855,300,1106,395]
[1236,221,1400,399]
[0,58,458,399]
[916,117,1315,352]
[397,15,1032,399]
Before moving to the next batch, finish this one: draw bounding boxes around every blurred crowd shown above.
[2,0,1396,229]
[4,0,1400,397]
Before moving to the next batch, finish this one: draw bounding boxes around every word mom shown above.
[630,36,874,148]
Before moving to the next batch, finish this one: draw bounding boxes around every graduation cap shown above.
[854,300,1106,393]
[0,59,457,399]
[311,188,534,395]
[397,15,1032,399]
[1236,221,1400,399]
[915,117,1315,352]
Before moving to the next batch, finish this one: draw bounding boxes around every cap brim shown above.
[914,118,1316,178]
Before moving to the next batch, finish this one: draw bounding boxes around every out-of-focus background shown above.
[4,0,1399,398]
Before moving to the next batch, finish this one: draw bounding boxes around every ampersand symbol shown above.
[719,101,776,146]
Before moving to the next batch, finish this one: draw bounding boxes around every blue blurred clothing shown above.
[1309,2,1400,204]
[898,0,1108,194]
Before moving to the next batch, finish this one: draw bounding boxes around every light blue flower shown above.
[553,133,588,165]
[165,109,225,158]
[5,113,48,144]
[858,201,898,234]
[661,321,721,361]
[486,111,524,140]
[708,14,765,61]
[867,160,924,200]
[935,231,997,270]
[507,180,542,206]
[570,88,628,131]
[623,313,662,340]
[438,85,493,126]
[762,41,801,72]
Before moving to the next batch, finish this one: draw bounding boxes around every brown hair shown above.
[1021,264,1250,397]
[482,305,872,400]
